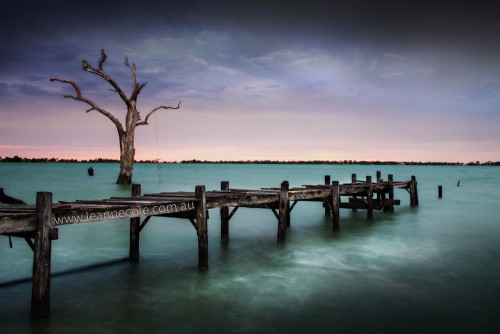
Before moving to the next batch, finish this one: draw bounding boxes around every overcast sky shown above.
[1,0,499,162]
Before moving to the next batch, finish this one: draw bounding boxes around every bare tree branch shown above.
[50,76,125,133]
[125,57,148,102]
[81,49,130,107]
[98,49,106,72]
[136,101,181,126]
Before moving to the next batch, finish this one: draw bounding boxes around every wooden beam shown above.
[277,181,289,244]
[331,181,340,232]
[31,192,52,318]
[195,186,208,270]
[220,181,229,242]
[129,184,141,261]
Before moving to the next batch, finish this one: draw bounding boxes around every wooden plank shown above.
[31,192,52,318]
[195,186,208,270]
[0,215,37,234]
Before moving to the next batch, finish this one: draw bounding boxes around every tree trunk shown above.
[117,130,135,184]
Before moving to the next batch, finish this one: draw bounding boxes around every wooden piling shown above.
[331,181,340,232]
[324,175,331,216]
[284,181,291,227]
[277,181,289,244]
[438,185,443,198]
[410,176,419,207]
[351,174,357,212]
[220,181,230,242]
[195,185,208,269]
[31,192,53,318]
[129,184,141,261]
[376,171,382,201]
[366,176,373,220]
[388,174,394,212]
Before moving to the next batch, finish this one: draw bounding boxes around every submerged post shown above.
[129,184,141,261]
[438,185,443,198]
[220,181,230,242]
[324,175,331,216]
[410,176,419,207]
[32,192,53,318]
[351,173,357,212]
[366,176,373,220]
[195,185,208,269]
[277,181,289,244]
[331,181,340,232]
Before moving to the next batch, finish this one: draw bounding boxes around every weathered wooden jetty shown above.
[0,172,418,317]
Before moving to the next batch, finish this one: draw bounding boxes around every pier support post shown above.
[195,185,208,269]
[388,174,394,213]
[376,171,382,201]
[331,181,340,232]
[284,181,291,227]
[32,192,53,318]
[410,176,419,207]
[324,175,331,216]
[277,181,289,244]
[220,181,230,242]
[351,173,357,212]
[366,176,373,220]
[129,184,141,261]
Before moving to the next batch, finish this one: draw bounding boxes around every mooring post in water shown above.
[32,192,53,318]
[324,175,331,216]
[129,184,141,261]
[366,176,373,220]
[331,181,340,232]
[195,185,208,269]
[410,175,419,207]
[220,181,230,242]
[277,181,289,244]
[351,173,357,212]
[438,185,443,198]
[388,174,395,212]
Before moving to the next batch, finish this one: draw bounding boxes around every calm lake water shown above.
[1,163,500,333]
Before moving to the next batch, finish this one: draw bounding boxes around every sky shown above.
[1,0,499,162]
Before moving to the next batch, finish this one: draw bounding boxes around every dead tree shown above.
[51,49,180,184]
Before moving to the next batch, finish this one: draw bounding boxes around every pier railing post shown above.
[195,185,208,269]
[220,181,230,242]
[331,181,340,232]
[351,173,357,212]
[277,181,289,244]
[366,176,373,220]
[32,192,53,318]
[324,175,331,216]
[130,184,141,261]
[410,176,419,207]
[388,174,394,212]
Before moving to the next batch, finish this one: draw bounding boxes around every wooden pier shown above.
[0,172,418,317]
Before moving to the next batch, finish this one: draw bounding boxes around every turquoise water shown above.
[1,163,500,333]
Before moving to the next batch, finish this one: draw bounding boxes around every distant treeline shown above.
[1,156,499,166]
